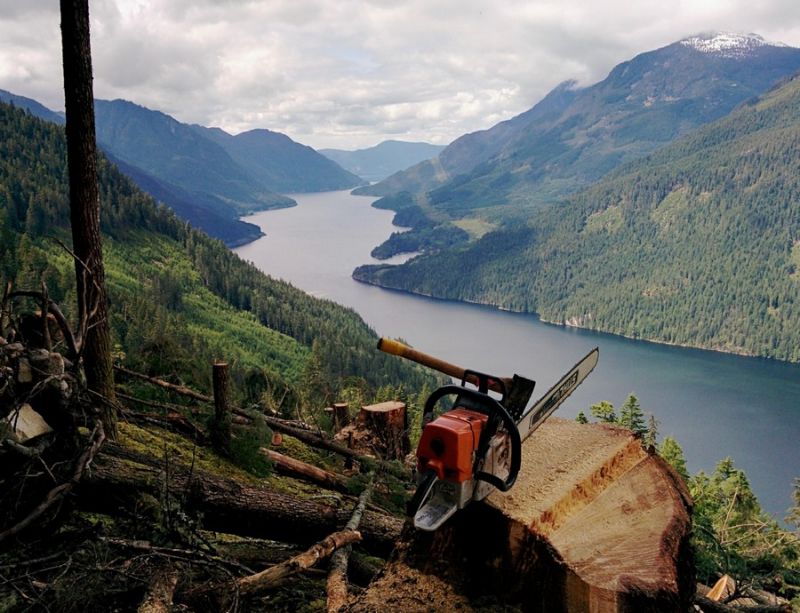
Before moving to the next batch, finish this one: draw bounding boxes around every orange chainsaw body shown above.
[416,408,489,483]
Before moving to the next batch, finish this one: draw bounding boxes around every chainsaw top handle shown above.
[422,384,522,492]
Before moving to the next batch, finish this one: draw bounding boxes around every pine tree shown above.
[659,437,689,482]
[590,400,616,423]
[643,413,658,448]
[619,394,647,436]
[575,411,588,424]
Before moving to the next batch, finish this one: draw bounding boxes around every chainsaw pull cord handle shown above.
[422,384,521,492]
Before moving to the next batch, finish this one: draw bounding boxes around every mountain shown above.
[354,73,800,362]
[0,100,435,397]
[0,90,270,246]
[320,140,445,182]
[195,126,363,193]
[106,155,265,247]
[94,99,294,214]
[0,89,64,124]
[356,33,800,220]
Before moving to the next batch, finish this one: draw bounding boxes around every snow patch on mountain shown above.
[680,32,787,58]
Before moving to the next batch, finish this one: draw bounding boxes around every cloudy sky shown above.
[2,0,800,149]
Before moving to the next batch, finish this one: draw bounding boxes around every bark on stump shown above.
[347,418,694,612]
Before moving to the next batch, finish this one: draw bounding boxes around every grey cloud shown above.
[2,0,800,148]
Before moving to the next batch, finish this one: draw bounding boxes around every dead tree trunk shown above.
[60,0,117,438]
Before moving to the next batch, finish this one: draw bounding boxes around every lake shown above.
[236,189,800,521]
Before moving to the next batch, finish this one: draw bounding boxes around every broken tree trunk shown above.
[327,474,375,613]
[80,450,401,556]
[347,418,694,612]
[260,448,350,493]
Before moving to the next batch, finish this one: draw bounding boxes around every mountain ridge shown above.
[321,140,445,182]
[356,32,800,222]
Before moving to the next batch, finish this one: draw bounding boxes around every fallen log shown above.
[114,365,212,403]
[327,474,375,612]
[80,451,401,556]
[260,448,350,493]
[347,418,694,612]
[239,529,361,595]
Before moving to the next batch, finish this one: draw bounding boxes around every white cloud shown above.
[1,0,800,148]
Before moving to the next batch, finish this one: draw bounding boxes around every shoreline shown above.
[351,273,796,366]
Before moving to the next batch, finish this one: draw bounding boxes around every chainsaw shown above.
[377,338,599,531]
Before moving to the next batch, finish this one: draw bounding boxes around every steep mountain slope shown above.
[107,156,264,247]
[320,140,445,182]
[0,101,434,397]
[358,33,800,220]
[196,126,363,193]
[355,74,800,362]
[94,99,294,214]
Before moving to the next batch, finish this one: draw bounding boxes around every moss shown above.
[118,422,262,484]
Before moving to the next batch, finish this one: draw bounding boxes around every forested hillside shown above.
[355,75,800,362]
[0,102,434,404]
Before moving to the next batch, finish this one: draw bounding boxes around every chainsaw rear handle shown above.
[422,384,521,492]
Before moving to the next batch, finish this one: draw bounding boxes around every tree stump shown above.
[347,418,693,612]
[336,401,409,461]
[333,402,350,429]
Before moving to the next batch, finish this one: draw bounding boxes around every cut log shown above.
[260,448,350,493]
[347,418,694,612]
[80,450,401,556]
[337,401,410,461]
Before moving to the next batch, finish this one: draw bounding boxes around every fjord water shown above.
[236,190,800,520]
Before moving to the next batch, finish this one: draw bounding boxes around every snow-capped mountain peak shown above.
[680,32,787,58]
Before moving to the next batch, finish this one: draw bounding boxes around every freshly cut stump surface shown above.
[347,418,693,612]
